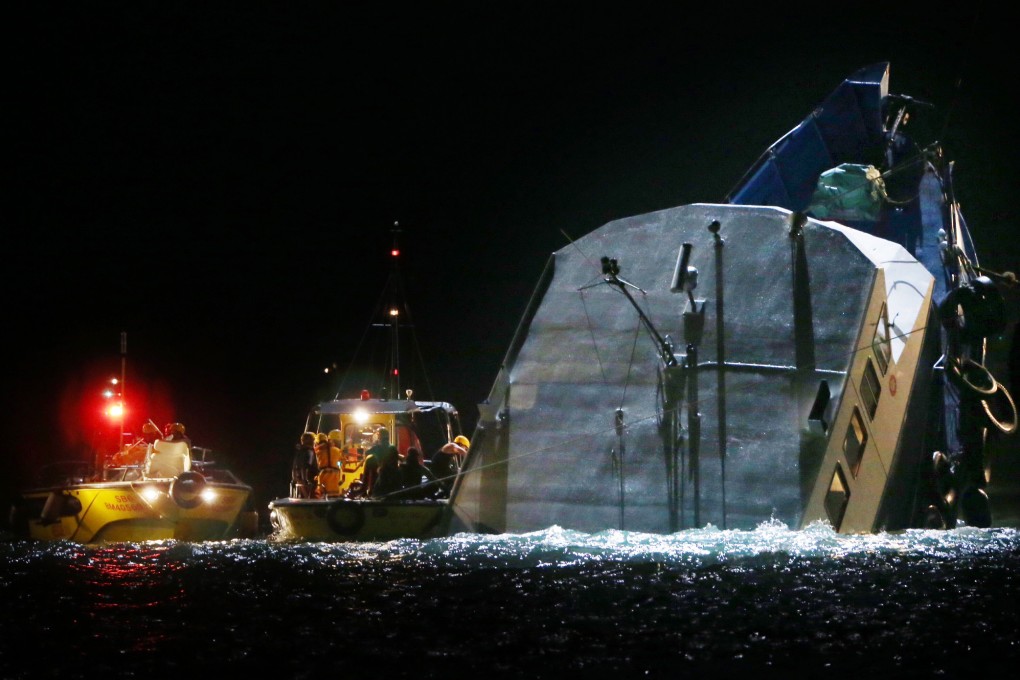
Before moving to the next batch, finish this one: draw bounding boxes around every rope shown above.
[619,317,642,409]
[578,290,608,384]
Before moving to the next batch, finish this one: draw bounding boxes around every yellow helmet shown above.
[454,435,470,449]
[315,432,329,445]
[328,429,343,443]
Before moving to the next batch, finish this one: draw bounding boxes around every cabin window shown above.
[872,304,891,375]
[843,407,867,478]
[808,380,831,435]
[860,358,881,420]
[824,464,850,531]
[344,422,388,453]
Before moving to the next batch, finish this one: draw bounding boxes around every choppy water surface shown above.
[2,521,1018,679]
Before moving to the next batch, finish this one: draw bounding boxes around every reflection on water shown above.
[2,521,1019,679]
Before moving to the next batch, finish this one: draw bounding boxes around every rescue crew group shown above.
[109,420,469,502]
[290,428,470,501]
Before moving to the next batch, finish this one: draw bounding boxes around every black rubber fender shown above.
[326,502,365,536]
[959,487,992,528]
[939,276,1006,343]
[170,471,207,510]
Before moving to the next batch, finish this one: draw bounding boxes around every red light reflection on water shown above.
[65,544,189,651]
[69,544,185,604]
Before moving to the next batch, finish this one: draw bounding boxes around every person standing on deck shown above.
[397,447,437,499]
[313,433,343,496]
[291,432,317,498]
[429,435,469,498]
[362,427,398,497]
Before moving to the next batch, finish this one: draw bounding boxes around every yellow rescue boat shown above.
[11,438,257,543]
[268,393,466,541]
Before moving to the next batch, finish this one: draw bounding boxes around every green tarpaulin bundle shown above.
[807,163,885,222]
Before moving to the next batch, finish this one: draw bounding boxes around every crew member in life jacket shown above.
[313,433,344,497]
[163,422,192,449]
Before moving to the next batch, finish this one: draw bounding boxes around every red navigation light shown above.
[360,389,370,401]
[391,249,400,257]
[392,369,399,376]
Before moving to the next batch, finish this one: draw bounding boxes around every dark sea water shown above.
[2,521,1019,680]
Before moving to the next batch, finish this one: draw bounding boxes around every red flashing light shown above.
[393,369,399,376]
[391,249,400,257]
[360,389,370,401]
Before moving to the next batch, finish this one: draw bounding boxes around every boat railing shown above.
[191,446,213,463]
[194,464,245,485]
[101,465,145,482]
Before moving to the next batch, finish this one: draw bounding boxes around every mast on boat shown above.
[118,331,126,452]
[333,221,436,404]
[387,224,402,400]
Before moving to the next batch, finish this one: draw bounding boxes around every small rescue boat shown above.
[268,394,465,541]
[268,229,468,541]
[10,423,257,543]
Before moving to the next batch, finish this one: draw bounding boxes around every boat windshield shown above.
[345,422,388,452]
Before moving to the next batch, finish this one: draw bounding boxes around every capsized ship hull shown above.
[452,203,935,533]
[450,63,1015,535]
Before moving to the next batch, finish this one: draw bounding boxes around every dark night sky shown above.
[5,3,1017,509]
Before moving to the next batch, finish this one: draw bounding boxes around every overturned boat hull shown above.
[450,63,1015,535]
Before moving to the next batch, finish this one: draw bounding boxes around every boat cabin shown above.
[301,393,461,498]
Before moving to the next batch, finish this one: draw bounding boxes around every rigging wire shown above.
[332,227,441,402]
[334,266,393,399]
[578,290,609,384]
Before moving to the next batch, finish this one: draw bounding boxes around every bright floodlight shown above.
[200,488,217,503]
[140,486,161,502]
[354,408,369,425]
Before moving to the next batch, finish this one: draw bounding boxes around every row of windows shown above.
[827,304,892,529]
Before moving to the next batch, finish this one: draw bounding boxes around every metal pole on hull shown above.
[675,242,706,527]
[710,220,727,529]
[686,341,701,527]
[614,408,626,530]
